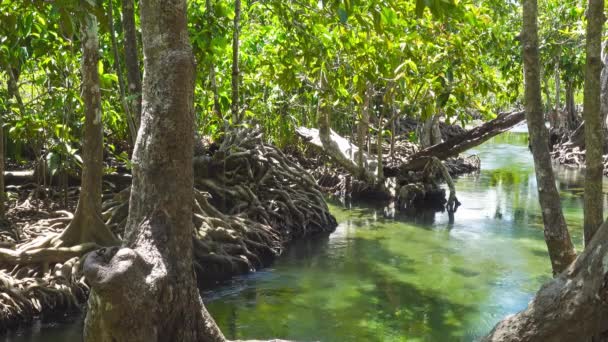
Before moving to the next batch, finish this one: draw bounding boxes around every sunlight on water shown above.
[204,131,589,342]
[5,130,598,342]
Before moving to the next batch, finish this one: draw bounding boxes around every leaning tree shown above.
[484,0,608,339]
[582,0,605,245]
[82,0,226,340]
[520,0,576,275]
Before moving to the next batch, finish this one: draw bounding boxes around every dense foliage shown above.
[0,0,592,167]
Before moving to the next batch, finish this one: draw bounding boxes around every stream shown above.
[5,128,601,341]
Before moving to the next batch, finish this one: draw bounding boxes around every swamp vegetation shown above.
[1,0,608,341]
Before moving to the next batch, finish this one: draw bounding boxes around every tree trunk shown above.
[555,59,560,115]
[418,115,433,148]
[82,0,226,340]
[601,41,608,128]
[4,63,26,116]
[431,113,442,145]
[53,11,118,247]
[521,0,576,275]
[231,0,241,124]
[376,112,384,183]
[210,63,221,120]
[583,0,605,245]
[357,87,370,170]
[0,111,4,218]
[121,0,143,128]
[544,76,555,128]
[109,0,137,146]
[483,218,608,341]
[206,0,222,121]
[390,97,396,159]
[565,81,577,130]
[418,114,442,148]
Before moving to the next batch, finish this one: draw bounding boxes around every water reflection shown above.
[204,131,592,342]
[5,130,601,342]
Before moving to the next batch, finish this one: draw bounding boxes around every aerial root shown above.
[0,207,108,332]
[100,127,336,286]
[0,262,88,332]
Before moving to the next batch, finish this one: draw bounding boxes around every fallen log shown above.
[390,110,525,174]
[3,170,34,185]
[295,126,378,182]
[3,170,132,189]
[298,111,525,179]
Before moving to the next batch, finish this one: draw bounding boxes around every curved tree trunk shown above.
[54,11,118,248]
[521,0,576,275]
[231,0,241,124]
[583,0,605,245]
[121,0,143,128]
[82,0,226,340]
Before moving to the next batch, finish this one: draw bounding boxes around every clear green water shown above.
[203,130,588,342]
[5,130,595,341]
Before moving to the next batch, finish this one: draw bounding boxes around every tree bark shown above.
[583,0,605,245]
[53,11,118,248]
[544,77,555,128]
[483,218,608,341]
[0,110,4,218]
[418,114,442,148]
[521,0,576,275]
[231,0,241,124]
[121,0,143,128]
[431,113,442,145]
[206,0,222,121]
[315,96,376,183]
[357,87,370,170]
[394,110,525,174]
[601,41,608,128]
[109,0,137,146]
[376,112,384,183]
[565,81,577,130]
[418,115,433,148]
[390,93,396,159]
[555,59,560,118]
[82,0,226,340]
[4,63,26,117]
